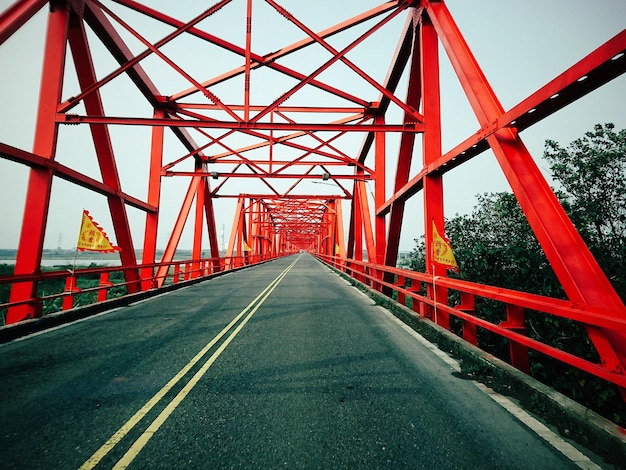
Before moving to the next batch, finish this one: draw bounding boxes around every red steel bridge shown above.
[1,0,626,405]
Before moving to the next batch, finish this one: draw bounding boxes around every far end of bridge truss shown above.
[1,1,625,395]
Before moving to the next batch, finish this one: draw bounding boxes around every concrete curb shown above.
[323,262,626,466]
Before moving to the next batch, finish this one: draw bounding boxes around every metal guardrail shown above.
[3,252,626,392]
[0,254,278,325]
[317,255,626,391]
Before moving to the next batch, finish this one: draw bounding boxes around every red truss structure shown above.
[1,1,625,395]
[224,196,345,262]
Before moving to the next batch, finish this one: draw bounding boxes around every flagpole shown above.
[68,247,78,292]
[69,211,83,293]
[432,263,438,324]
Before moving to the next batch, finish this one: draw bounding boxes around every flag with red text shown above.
[76,210,121,252]
[432,221,458,270]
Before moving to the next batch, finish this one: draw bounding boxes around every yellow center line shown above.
[79,256,299,470]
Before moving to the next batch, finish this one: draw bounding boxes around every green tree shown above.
[544,123,626,300]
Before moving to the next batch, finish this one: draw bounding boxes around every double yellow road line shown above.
[80,256,300,470]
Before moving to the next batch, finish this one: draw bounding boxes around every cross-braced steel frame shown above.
[1,1,625,395]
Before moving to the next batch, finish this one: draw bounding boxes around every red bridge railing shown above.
[0,254,278,326]
[4,251,625,396]
[317,254,626,392]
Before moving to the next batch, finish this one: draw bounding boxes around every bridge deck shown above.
[0,254,587,468]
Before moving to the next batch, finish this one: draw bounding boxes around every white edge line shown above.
[473,382,601,470]
[375,305,601,470]
[376,305,461,373]
[5,307,124,344]
[333,272,352,285]
[352,286,376,305]
[127,286,192,306]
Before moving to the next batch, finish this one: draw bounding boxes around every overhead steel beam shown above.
[0,142,156,212]
[0,0,48,45]
[60,114,423,133]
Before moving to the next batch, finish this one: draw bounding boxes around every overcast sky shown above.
[0,0,624,254]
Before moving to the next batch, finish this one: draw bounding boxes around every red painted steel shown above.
[318,254,626,390]
[0,0,47,46]
[1,0,625,400]
[7,3,70,323]
[68,19,141,293]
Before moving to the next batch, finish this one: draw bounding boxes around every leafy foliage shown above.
[0,264,13,324]
[544,123,626,300]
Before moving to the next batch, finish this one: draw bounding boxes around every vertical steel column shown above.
[251,199,259,256]
[334,199,346,258]
[203,182,221,270]
[328,200,337,257]
[141,108,165,289]
[361,181,376,264]
[225,196,245,268]
[239,198,248,264]
[352,183,363,262]
[276,231,283,256]
[7,2,69,323]
[324,201,335,257]
[346,195,357,260]
[261,204,269,259]
[421,11,449,328]
[192,161,205,278]
[243,198,252,263]
[375,115,387,265]
[244,0,252,122]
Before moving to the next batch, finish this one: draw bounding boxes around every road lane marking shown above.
[4,308,125,345]
[351,287,376,305]
[112,257,298,469]
[376,306,462,373]
[473,382,601,470]
[79,256,299,470]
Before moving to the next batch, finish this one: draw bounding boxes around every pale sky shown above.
[0,0,625,253]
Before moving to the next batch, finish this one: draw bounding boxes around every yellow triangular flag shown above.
[76,210,120,252]
[243,240,252,252]
[432,221,458,270]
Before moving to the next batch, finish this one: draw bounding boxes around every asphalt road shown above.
[0,254,587,469]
